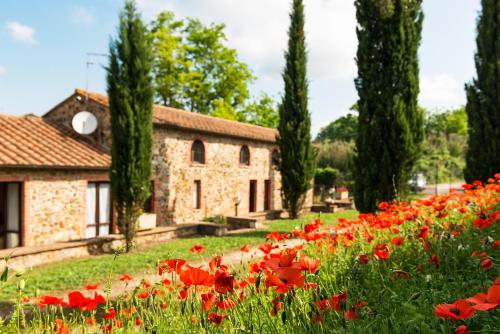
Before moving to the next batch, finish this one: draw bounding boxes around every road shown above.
[422,182,464,195]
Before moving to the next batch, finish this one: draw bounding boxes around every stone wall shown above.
[0,168,109,248]
[153,127,283,224]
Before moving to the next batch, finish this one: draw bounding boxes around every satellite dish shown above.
[72,111,98,135]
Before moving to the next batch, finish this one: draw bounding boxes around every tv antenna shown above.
[85,52,108,101]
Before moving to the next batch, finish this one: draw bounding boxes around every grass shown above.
[0,211,358,302]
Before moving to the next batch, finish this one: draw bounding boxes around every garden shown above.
[1,176,498,333]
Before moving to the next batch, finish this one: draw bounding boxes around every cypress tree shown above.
[107,0,154,251]
[354,0,424,213]
[277,0,315,219]
[464,0,500,183]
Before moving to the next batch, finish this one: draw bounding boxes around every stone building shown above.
[0,89,311,255]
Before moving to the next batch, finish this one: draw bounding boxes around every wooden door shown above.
[249,180,257,213]
[264,180,271,211]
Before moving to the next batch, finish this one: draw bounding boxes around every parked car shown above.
[409,173,427,192]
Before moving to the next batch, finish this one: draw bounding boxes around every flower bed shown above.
[1,175,499,333]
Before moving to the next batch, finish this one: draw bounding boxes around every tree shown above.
[315,113,358,143]
[245,93,279,128]
[464,0,500,183]
[277,0,315,219]
[354,0,424,213]
[107,0,154,252]
[150,12,254,118]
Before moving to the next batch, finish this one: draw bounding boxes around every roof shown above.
[0,114,110,169]
[74,89,278,143]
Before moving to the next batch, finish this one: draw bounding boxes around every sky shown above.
[0,0,482,135]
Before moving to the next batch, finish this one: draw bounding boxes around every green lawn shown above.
[0,211,358,302]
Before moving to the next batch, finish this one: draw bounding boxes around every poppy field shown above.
[1,176,500,333]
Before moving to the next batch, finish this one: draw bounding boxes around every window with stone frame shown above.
[191,140,205,164]
[193,180,202,209]
[240,145,250,166]
[86,182,111,238]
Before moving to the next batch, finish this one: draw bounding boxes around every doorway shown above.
[264,180,271,211]
[249,180,257,213]
[0,182,22,249]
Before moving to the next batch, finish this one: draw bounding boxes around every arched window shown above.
[240,145,250,166]
[191,140,205,164]
[271,149,280,167]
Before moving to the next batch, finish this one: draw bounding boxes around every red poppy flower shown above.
[330,290,347,311]
[55,319,69,334]
[492,240,500,250]
[119,274,134,282]
[180,267,214,286]
[455,325,469,334]
[68,291,87,309]
[271,296,282,316]
[258,242,274,254]
[373,244,390,261]
[430,255,440,268]
[378,201,390,210]
[344,309,357,321]
[266,231,290,241]
[481,258,493,270]
[137,291,150,299]
[264,268,305,294]
[217,298,236,310]
[201,293,216,311]
[158,259,186,275]
[178,289,188,300]
[85,317,96,325]
[84,284,99,291]
[37,295,64,308]
[103,307,116,320]
[417,226,429,240]
[135,318,142,326]
[358,254,369,264]
[214,270,235,294]
[240,245,250,253]
[299,256,321,273]
[208,313,227,327]
[209,256,226,272]
[190,244,206,253]
[390,237,405,246]
[435,299,475,320]
[466,283,500,311]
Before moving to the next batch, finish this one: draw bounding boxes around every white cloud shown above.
[0,66,6,76]
[6,21,37,45]
[136,0,357,81]
[71,6,95,26]
[420,74,465,109]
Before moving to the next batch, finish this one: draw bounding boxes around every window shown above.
[143,181,155,213]
[191,140,205,164]
[87,182,111,238]
[272,149,280,167]
[240,145,250,166]
[193,180,201,209]
[0,182,22,249]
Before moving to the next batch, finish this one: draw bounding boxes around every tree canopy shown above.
[315,113,358,143]
[149,11,278,127]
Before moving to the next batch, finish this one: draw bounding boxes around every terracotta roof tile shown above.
[0,114,110,169]
[75,89,278,143]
